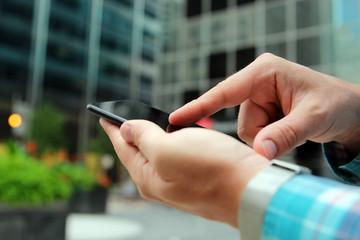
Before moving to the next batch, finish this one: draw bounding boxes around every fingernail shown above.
[121,123,132,143]
[263,140,277,159]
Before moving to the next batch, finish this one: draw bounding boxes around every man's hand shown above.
[169,53,360,158]
[100,118,269,228]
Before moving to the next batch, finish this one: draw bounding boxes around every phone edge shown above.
[86,103,127,126]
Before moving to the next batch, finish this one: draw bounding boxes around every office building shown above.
[1,0,359,154]
[158,0,360,135]
[0,0,163,154]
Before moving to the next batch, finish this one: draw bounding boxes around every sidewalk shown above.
[65,196,239,240]
[66,213,143,240]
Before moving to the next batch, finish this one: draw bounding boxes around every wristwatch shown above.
[238,159,311,240]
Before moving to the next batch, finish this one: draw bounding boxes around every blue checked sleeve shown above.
[323,142,360,185]
[262,175,360,239]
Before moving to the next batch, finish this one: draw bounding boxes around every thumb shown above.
[120,120,165,155]
[253,113,310,159]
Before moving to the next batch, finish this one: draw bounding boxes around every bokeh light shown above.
[8,113,22,128]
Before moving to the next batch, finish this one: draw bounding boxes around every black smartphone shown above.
[87,99,201,132]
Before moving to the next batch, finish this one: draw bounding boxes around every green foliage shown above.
[27,103,67,154]
[0,141,72,206]
[88,124,117,158]
[53,163,95,191]
[0,141,95,207]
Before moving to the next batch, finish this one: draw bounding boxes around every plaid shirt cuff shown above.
[263,174,360,239]
[323,142,360,185]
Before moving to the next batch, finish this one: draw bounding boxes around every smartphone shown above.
[87,99,201,132]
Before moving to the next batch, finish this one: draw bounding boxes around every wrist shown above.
[238,160,311,239]
[333,83,360,155]
[227,154,270,228]
[336,124,360,155]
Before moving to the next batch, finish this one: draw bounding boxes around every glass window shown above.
[56,0,79,10]
[49,16,86,40]
[211,0,227,12]
[183,90,200,104]
[209,52,227,79]
[188,57,201,81]
[43,71,83,106]
[161,94,176,112]
[0,0,34,21]
[142,46,154,63]
[143,29,155,50]
[0,28,31,52]
[265,42,286,59]
[296,37,320,66]
[187,0,202,18]
[145,1,156,19]
[163,30,177,52]
[237,0,255,6]
[98,60,130,81]
[139,75,153,105]
[100,36,117,51]
[187,24,201,49]
[140,74,153,92]
[162,62,175,84]
[236,47,255,70]
[96,86,129,102]
[296,0,320,29]
[212,109,228,121]
[319,0,332,25]
[46,42,85,68]
[113,0,133,8]
[211,17,227,46]
[265,5,286,34]
[0,62,28,97]
[101,31,131,55]
[139,92,152,105]
[102,9,132,35]
[237,9,255,41]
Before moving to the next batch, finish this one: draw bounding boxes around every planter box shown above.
[0,203,68,240]
[68,185,108,213]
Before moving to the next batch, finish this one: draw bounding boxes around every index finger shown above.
[168,54,282,126]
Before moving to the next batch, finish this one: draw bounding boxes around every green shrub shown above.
[27,103,67,155]
[53,162,95,192]
[0,141,95,206]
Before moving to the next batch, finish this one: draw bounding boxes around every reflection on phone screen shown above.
[89,100,202,132]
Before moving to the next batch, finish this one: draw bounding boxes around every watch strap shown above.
[238,160,311,240]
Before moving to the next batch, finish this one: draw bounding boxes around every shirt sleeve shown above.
[262,174,360,239]
[323,142,360,185]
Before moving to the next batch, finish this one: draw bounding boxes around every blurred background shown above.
[0,0,359,239]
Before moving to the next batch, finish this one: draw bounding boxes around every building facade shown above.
[159,0,360,134]
[0,0,163,155]
[0,0,359,155]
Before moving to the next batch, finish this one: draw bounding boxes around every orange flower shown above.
[56,150,68,163]
[25,141,37,154]
[42,151,54,166]
[97,173,111,187]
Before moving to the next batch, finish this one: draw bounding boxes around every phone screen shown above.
[87,100,199,132]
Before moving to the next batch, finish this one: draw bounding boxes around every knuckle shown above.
[151,139,168,163]
[213,80,229,106]
[256,52,277,63]
[237,126,247,139]
[137,187,153,200]
[254,53,279,77]
[237,126,254,145]
[156,184,173,199]
[136,179,158,201]
[132,127,145,147]
[277,123,300,151]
